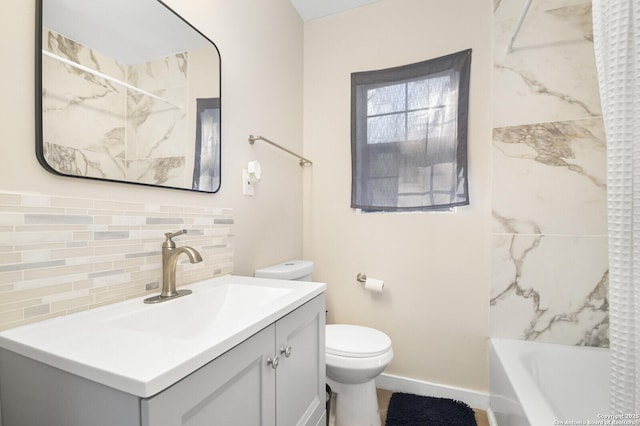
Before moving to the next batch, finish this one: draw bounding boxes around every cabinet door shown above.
[276,294,326,426]
[142,324,276,426]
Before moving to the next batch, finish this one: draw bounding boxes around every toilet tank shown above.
[255,260,314,281]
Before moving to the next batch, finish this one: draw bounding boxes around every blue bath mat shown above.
[385,392,477,426]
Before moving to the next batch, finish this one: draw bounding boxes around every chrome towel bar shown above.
[248,135,312,166]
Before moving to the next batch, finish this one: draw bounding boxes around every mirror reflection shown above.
[37,0,221,192]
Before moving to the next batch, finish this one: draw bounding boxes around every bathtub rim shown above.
[490,337,609,425]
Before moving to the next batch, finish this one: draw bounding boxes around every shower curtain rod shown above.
[506,0,533,53]
[42,50,182,109]
[248,135,312,166]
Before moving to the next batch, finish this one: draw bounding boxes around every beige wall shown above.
[303,0,493,392]
[3,0,495,393]
[1,0,304,278]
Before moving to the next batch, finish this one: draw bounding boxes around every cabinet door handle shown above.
[280,345,293,358]
[267,356,280,369]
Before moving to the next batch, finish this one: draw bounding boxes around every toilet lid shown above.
[326,324,391,358]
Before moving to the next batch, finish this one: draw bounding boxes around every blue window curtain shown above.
[351,49,471,212]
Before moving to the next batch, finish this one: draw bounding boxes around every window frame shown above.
[350,49,472,212]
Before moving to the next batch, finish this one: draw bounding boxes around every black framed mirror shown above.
[35,0,221,192]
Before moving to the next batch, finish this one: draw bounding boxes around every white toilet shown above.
[255,260,393,426]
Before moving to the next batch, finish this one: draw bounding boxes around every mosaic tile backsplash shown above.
[0,192,234,331]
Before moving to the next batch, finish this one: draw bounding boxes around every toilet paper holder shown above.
[356,273,384,293]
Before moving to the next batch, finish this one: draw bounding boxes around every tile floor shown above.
[376,389,490,426]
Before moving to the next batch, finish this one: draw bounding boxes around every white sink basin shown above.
[0,275,325,397]
[108,283,293,339]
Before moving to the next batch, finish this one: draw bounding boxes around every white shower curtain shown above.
[593,0,640,414]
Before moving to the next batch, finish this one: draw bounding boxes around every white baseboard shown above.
[375,373,490,411]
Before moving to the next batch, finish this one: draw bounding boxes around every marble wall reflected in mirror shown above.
[36,0,221,192]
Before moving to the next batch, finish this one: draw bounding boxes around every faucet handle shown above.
[165,229,187,240]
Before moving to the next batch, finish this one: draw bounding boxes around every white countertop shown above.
[0,275,325,398]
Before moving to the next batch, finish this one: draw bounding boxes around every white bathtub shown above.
[490,338,609,425]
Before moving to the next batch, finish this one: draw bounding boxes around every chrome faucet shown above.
[144,229,203,304]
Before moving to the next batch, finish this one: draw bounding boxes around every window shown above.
[193,98,221,192]
[351,49,471,212]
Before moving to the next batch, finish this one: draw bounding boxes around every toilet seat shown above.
[326,324,391,358]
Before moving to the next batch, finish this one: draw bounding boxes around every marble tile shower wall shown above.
[491,0,608,347]
[43,28,191,187]
[0,192,234,331]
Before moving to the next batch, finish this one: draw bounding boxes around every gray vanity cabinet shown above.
[142,293,326,426]
[274,293,326,426]
[0,348,142,426]
[141,323,276,425]
[0,294,325,426]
